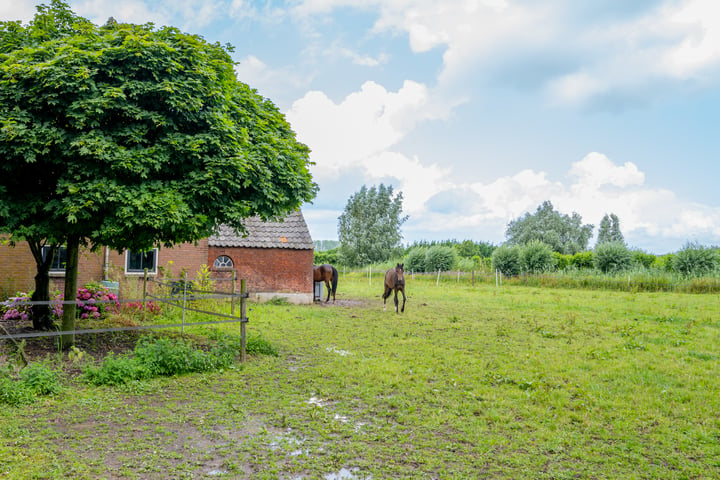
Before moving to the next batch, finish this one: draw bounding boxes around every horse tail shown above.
[331,266,339,295]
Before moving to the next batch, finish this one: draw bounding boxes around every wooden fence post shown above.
[142,268,148,323]
[231,270,237,315]
[240,278,247,363]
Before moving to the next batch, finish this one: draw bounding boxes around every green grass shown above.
[1,273,719,479]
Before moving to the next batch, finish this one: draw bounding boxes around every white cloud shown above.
[395,152,720,251]
[290,0,720,107]
[71,0,225,30]
[660,0,720,78]
[286,79,436,178]
[362,152,451,213]
[568,152,644,188]
[234,55,312,105]
[0,2,36,23]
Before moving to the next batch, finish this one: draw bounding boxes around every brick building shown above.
[0,210,314,304]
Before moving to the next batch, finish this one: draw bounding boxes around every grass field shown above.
[1,272,719,479]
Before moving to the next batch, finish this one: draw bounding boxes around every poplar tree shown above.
[596,213,625,246]
[337,184,408,266]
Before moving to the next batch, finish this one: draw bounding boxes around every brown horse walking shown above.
[313,264,339,303]
[383,263,406,313]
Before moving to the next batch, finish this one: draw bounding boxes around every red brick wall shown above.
[104,239,209,279]
[0,242,103,295]
[1,240,311,297]
[0,242,36,295]
[208,246,313,294]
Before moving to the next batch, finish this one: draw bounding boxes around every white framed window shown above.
[125,249,158,274]
[41,246,67,273]
[213,255,233,269]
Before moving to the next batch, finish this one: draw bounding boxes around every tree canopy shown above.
[337,184,408,266]
[0,2,317,341]
[596,213,624,246]
[505,201,593,254]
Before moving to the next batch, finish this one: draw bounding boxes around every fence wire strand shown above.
[0,278,248,341]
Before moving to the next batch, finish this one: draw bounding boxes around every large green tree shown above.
[0,2,317,346]
[596,213,624,246]
[505,201,593,255]
[337,184,408,266]
[0,1,94,330]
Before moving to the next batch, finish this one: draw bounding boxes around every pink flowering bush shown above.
[52,283,120,320]
[1,292,32,321]
[3,284,120,322]
[122,301,162,317]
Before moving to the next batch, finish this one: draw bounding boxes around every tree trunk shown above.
[60,234,80,350]
[28,241,57,331]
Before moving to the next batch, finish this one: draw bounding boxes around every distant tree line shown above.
[316,187,719,278]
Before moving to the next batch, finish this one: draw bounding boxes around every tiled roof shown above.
[208,210,314,250]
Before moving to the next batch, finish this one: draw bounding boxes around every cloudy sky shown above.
[5,0,720,253]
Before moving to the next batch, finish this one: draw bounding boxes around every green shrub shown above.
[594,242,633,273]
[134,337,213,376]
[553,252,571,270]
[424,245,457,272]
[570,251,594,269]
[671,242,719,276]
[456,257,476,272]
[521,240,556,273]
[20,363,63,396]
[655,253,674,272]
[82,353,149,386]
[404,247,427,273]
[314,248,338,265]
[246,335,279,356]
[632,250,656,269]
[0,376,35,406]
[491,245,522,276]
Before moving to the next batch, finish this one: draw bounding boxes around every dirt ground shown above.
[1,299,369,368]
[0,317,144,370]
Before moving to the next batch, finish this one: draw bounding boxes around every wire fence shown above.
[343,266,720,293]
[0,272,250,361]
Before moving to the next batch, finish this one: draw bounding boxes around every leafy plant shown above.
[671,242,719,276]
[0,376,35,406]
[593,241,633,273]
[521,240,556,273]
[491,245,522,276]
[424,245,457,272]
[404,247,428,273]
[195,264,214,292]
[570,251,594,269]
[81,334,259,386]
[81,353,149,386]
[19,363,63,396]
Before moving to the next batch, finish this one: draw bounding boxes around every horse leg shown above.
[400,288,406,313]
[394,289,399,313]
[324,280,331,302]
[382,286,391,311]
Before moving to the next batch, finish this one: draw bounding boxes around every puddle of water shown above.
[207,469,228,476]
[307,396,328,407]
[326,346,352,356]
[325,467,370,480]
[267,428,309,457]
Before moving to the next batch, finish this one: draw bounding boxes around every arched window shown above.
[213,255,233,269]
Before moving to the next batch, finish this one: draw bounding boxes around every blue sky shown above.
[5,0,720,254]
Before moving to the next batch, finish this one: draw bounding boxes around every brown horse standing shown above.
[313,264,338,303]
[383,263,406,313]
